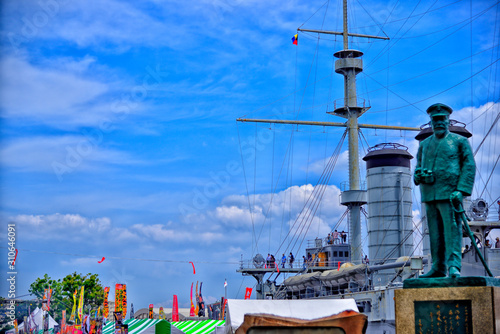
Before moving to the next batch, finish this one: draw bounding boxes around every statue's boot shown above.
[449,266,460,278]
[420,267,446,278]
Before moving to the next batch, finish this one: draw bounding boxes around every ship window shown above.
[345,251,349,257]
[333,251,338,257]
[339,251,343,257]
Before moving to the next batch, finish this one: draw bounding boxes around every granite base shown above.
[395,286,500,333]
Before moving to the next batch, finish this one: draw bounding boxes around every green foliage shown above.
[28,273,104,322]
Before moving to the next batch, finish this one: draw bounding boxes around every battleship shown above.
[235,0,500,333]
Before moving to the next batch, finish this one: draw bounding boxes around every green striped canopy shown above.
[103,319,168,334]
[171,320,225,334]
[37,329,54,334]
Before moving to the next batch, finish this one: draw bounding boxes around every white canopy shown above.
[225,298,358,333]
[18,307,59,331]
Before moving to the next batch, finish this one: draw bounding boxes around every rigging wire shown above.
[274,130,347,258]
[364,57,500,113]
[0,246,241,265]
[367,2,498,75]
[236,122,258,255]
[365,0,424,69]
[352,0,464,31]
[294,135,346,253]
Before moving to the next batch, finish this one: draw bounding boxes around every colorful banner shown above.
[122,285,127,318]
[113,311,122,334]
[42,289,48,311]
[244,287,252,299]
[103,287,110,318]
[189,283,195,316]
[159,307,164,320]
[14,319,18,334]
[77,286,84,323]
[172,295,179,322]
[47,288,53,311]
[70,289,77,323]
[220,298,227,321]
[62,310,66,332]
[23,316,28,334]
[195,281,199,316]
[148,304,153,319]
[198,282,205,317]
[114,284,123,314]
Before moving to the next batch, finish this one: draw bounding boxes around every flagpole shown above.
[224,279,227,300]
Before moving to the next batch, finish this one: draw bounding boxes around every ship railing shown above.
[307,234,349,248]
[332,97,369,111]
[239,258,310,270]
[339,181,366,192]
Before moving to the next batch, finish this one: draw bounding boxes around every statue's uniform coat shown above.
[415,131,475,273]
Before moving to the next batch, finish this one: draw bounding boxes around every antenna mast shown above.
[237,0,409,265]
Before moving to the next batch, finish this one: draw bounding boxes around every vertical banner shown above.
[90,319,96,334]
[220,298,226,321]
[122,285,127,319]
[62,310,66,333]
[77,286,85,323]
[172,295,179,322]
[43,312,49,333]
[148,304,153,319]
[70,289,77,323]
[24,316,28,334]
[14,319,18,334]
[189,283,195,316]
[103,287,110,319]
[47,288,53,311]
[42,289,48,311]
[114,284,123,314]
[244,287,252,299]
[113,311,122,334]
[198,282,205,317]
[159,307,164,320]
[195,281,199,316]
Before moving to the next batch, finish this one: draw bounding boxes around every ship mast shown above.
[237,0,418,264]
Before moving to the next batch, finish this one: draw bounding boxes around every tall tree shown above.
[28,273,104,321]
[61,273,104,312]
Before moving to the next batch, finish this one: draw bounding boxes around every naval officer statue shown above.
[414,103,476,278]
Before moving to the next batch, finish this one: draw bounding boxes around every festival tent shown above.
[171,320,225,334]
[7,307,59,334]
[102,319,175,334]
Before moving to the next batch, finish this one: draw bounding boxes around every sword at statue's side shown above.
[452,199,494,277]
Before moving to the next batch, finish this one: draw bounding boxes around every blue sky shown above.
[1,0,499,312]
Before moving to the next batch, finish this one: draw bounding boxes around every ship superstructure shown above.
[236,0,500,333]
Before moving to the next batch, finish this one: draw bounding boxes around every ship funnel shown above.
[363,143,414,286]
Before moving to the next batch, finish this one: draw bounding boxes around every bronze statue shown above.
[414,103,476,278]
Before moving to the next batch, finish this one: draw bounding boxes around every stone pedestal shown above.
[395,278,500,333]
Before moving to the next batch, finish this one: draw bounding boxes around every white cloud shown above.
[0,135,137,174]
[129,223,225,244]
[0,56,108,121]
[12,213,112,239]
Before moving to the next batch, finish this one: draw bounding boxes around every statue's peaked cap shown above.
[427,103,453,117]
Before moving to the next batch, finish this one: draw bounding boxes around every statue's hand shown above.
[414,168,422,185]
[450,191,463,206]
